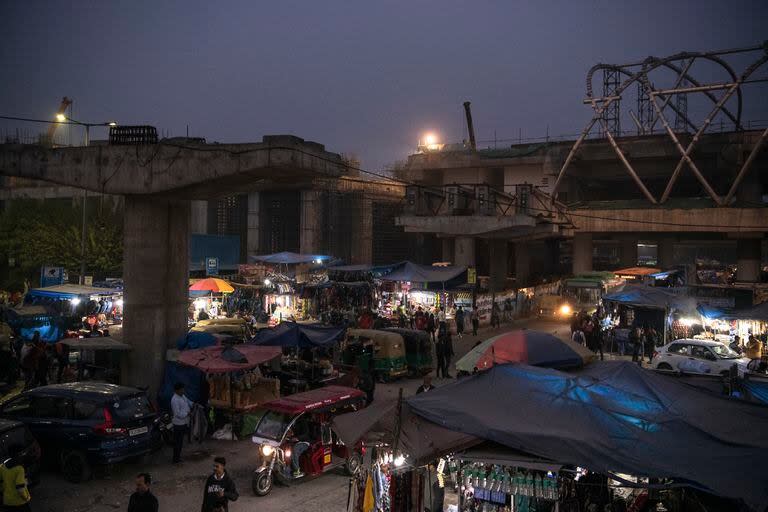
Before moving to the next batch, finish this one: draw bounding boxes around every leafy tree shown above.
[0,198,124,289]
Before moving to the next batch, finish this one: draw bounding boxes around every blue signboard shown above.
[40,266,65,287]
[205,257,219,276]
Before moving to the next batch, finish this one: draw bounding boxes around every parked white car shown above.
[651,339,751,376]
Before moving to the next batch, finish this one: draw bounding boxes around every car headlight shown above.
[261,445,274,457]
[559,304,572,316]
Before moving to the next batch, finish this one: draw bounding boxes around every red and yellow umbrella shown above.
[189,278,234,294]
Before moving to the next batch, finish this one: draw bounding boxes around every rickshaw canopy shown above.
[261,385,365,415]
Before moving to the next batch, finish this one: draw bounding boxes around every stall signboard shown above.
[40,266,65,288]
[238,264,266,284]
[205,257,219,276]
[84,276,93,286]
[467,268,477,284]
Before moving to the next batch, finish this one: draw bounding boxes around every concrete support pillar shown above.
[351,198,373,264]
[514,242,531,288]
[572,232,593,275]
[246,192,260,256]
[454,237,476,268]
[658,237,675,269]
[300,190,321,254]
[441,238,455,264]
[619,236,638,268]
[122,196,190,395]
[736,238,762,282]
[489,240,509,291]
[190,200,208,235]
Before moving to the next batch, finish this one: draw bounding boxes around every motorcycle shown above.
[156,412,175,446]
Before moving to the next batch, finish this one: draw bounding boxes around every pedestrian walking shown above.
[455,307,465,339]
[630,327,642,364]
[171,382,193,464]
[0,446,32,512]
[470,306,479,336]
[571,328,586,346]
[426,313,436,343]
[201,457,238,512]
[437,306,447,333]
[490,303,501,329]
[128,473,159,512]
[644,326,656,364]
[440,326,454,379]
[434,334,446,379]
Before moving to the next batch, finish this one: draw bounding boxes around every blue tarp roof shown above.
[380,262,467,283]
[250,321,345,348]
[407,362,768,511]
[251,252,333,265]
[603,285,688,309]
[28,284,121,300]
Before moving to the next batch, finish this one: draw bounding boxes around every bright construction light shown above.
[116,299,124,307]
[559,304,572,316]
[56,113,67,122]
[70,298,81,306]
[263,279,272,286]
[107,121,117,127]
[424,133,437,146]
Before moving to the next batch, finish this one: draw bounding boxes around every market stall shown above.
[61,337,132,384]
[25,284,123,338]
[189,277,234,321]
[251,321,347,392]
[176,344,283,412]
[603,284,695,344]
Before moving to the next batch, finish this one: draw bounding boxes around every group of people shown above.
[729,334,765,359]
[18,332,69,390]
[570,311,609,361]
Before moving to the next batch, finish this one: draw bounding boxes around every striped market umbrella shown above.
[456,329,595,373]
[188,278,234,294]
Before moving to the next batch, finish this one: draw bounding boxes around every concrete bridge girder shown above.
[0,138,347,199]
[396,214,536,236]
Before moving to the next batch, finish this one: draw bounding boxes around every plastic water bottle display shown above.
[525,473,534,497]
[534,473,542,497]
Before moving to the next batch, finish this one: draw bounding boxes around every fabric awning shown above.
[28,284,121,300]
[251,252,332,265]
[251,321,346,348]
[380,262,467,283]
[177,344,282,373]
[603,285,688,309]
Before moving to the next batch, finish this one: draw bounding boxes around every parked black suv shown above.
[0,382,161,482]
[0,419,41,486]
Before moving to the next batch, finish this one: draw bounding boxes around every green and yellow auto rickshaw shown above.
[384,328,434,376]
[345,329,408,381]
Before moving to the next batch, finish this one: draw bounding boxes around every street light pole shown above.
[55,114,116,285]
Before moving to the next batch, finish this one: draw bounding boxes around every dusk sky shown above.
[1,1,766,170]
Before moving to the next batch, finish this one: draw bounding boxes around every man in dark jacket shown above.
[201,457,238,512]
[128,473,158,512]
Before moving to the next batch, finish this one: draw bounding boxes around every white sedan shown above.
[651,339,751,376]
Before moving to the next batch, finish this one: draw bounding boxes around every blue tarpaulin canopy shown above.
[250,321,345,348]
[28,284,121,300]
[251,252,332,265]
[407,362,768,510]
[603,285,688,310]
[379,262,467,283]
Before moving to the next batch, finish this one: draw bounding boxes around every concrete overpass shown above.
[0,135,349,392]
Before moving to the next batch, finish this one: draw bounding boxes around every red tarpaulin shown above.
[177,345,282,373]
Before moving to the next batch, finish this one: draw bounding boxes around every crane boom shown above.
[46,96,72,145]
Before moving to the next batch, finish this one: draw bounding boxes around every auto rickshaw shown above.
[190,317,249,337]
[536,295,573,319]
[345,329,408,381]
[384,327,434,376]
[251,385,367,496]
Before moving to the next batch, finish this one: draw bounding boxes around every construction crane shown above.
[46,96,72,146]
